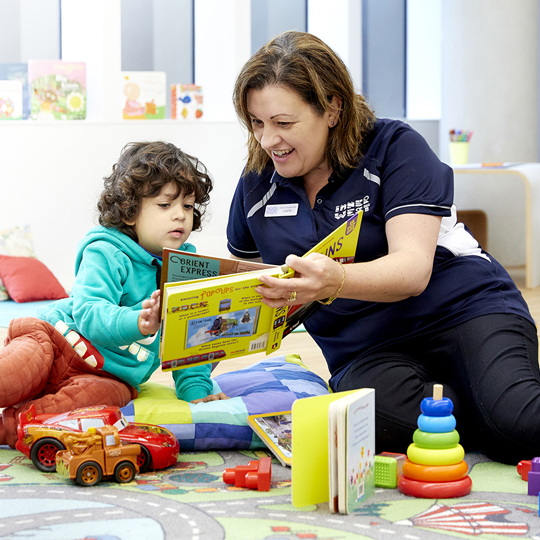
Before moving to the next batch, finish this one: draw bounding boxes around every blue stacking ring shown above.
[421,397,454,417]
[417,413,456,433]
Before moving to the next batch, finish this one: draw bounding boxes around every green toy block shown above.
[374,452,406,488]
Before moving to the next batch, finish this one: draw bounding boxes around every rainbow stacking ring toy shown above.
[398,385,472,498]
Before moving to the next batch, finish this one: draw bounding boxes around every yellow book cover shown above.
[284,211,363,334]
[304,210,362,261]
[160,267,289,371]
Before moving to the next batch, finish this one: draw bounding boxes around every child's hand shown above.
[190,392,229,404]
[138,289,161,335]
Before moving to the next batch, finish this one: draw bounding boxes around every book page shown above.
[343,389,375,514]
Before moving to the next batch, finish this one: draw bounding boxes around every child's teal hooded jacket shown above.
[37,226,213,402]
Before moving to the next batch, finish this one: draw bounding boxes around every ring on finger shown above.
[287,291,297,302]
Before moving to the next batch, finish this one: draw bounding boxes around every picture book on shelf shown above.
[247,411,292,467]
[0,62,28,119]
[171,83,203,120]
[292,388,375,512]
[158,211,362,371]
[121,71,166,119]
[28,60,86,120]
[0,80,23,120]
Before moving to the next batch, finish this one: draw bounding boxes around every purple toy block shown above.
[527,457,540,496]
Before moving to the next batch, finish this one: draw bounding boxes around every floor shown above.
[0,268,538,387]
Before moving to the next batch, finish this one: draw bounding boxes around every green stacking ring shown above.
[407,443,465,466]
[413,429,460,449]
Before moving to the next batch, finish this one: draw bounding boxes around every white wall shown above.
[439,0,539,268]
[440,0,539,164]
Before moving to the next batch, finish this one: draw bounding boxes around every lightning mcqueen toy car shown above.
[16,405,179,473]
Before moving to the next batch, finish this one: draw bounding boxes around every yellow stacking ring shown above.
[413,429,460,449]
[402,459,469,482]
[407,443,464,466]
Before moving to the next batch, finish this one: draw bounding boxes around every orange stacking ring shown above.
[398,474,472,499]
[402,459,468,482]
[407,443,464,466]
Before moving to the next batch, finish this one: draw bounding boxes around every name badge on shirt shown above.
[264,204,299,217]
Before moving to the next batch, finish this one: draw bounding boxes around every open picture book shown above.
[159,211,362,371]
[247,411,292,467]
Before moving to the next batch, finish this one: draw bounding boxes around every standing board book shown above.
[0,80,23,120]
[160,266,290,371]
[291,388,375,510]
[122,71,166,119]
[28,60,86,120]
[247,411,292,467]
[171,83,203,120]
[0,63,28,119]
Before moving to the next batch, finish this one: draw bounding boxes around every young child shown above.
[0,141,226,448]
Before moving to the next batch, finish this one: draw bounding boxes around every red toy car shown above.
[16,404,179,473]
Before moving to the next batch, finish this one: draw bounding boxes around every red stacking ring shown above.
[398,474,472,498]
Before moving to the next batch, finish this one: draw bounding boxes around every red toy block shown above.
[223,460,259,487]
[518,460,532,481]
[245,456,271,491]
[223,457,272,491]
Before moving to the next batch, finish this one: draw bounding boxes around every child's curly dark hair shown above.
[98,141,213,242]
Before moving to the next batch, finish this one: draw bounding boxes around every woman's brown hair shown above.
[233,31,375,176]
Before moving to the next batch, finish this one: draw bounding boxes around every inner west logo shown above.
[335,196,370,219]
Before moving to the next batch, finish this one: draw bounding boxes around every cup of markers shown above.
[449,130,473,165]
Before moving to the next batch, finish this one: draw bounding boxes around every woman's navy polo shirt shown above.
[227,118,533,389]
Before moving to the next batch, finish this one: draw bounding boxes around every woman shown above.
[226,31,539,464]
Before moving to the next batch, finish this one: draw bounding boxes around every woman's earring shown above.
[331,121,335,126]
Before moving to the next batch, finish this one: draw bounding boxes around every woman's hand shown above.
[191,392,230,404]
[256,253,344,308]
[138,289,161,335]
[255,213,442,306]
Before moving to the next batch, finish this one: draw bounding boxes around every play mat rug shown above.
[0,448,538,540]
